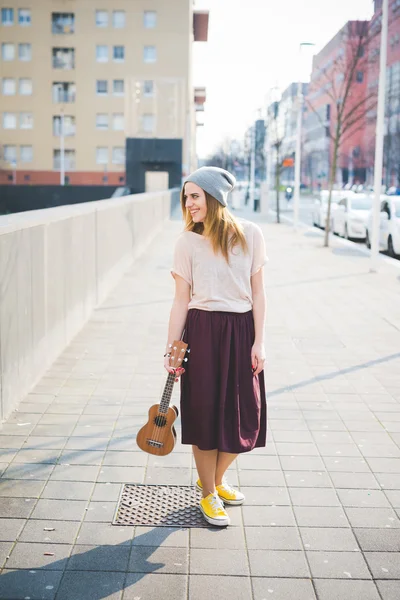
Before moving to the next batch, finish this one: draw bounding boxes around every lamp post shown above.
[59,101,65,186]
[293,42,315,231]
[370,0,388,272]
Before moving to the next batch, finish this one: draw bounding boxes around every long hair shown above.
[180,187,248,262]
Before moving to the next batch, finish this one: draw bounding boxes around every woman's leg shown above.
[192,445,218,498]
[215,451,238,486]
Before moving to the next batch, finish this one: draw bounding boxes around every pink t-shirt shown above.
[171,219,267,313]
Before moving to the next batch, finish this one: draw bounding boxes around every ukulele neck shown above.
[158,372,176,414]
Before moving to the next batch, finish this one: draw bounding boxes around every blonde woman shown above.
[164,166,267,527]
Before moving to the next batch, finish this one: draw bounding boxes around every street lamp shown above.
[293,42,315,232]
[370,0,388,272]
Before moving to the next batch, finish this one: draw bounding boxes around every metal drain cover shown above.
[113,484,209,528]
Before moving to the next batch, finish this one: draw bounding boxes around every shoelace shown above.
[219,477,235,494]
[209,493,224,514]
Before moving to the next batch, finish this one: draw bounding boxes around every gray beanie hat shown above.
[185,166,236,207]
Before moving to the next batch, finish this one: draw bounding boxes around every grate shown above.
[113,484,210,528]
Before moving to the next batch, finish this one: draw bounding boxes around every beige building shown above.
[0,0,208,186]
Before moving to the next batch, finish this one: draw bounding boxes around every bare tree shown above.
[306,20,380,247]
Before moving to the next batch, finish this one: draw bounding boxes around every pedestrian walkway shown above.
[1,210,400,600]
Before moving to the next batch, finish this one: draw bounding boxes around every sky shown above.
[193,0,375,158]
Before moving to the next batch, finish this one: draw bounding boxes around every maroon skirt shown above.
[180,308,267,453]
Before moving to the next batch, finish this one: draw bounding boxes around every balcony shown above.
[194,86,206,112]
[52,48,75,70]
[53,83,76,103]
[193,10,209,41]
[53,115,76,136]
[52,13,75,34]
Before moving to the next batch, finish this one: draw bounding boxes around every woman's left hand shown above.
[251,342,266,376]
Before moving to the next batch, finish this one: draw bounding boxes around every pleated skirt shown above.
[180,308,267,453]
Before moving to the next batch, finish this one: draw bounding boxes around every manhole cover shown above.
[113,484,209,528]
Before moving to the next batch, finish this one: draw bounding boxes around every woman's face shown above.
[184,182,207,223]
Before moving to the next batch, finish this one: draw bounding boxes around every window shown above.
[96,80,108,95]
[112,147,125,164]
[113,79,124,95]
[19,78,32,95]
[53,149,75,170]
[18,9,31,25]
[112,113,124,130]
[113,10,125,28]
[1,8,13,25]
[356,71,364,83]
[113,45,124,61]
[52,48,75,69]
[53,115,75,136]
[53,82,75,102]
[143,11,157,28]
[96,147,108,164]
[20,112,33,129]
[4,145,17,163]
[2,78,16,95]
[143,46,156,63]
[52,13,75,34]
[96,45,108,62]
[142,114,155,133]
[3,112,17,129]
[143,80,154,97]
[96,114,108,129]
[96,10,108,27]
[20,145,33,163]
[2,43,15,60]
[18,43,31,61]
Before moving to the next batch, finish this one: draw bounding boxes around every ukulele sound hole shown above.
[154,415,167,428]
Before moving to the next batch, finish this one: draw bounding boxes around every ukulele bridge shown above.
[146,439,164,448]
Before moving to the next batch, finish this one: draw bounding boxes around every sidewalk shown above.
[1,210,400,600]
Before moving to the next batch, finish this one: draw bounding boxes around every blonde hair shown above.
[180,186,248,262]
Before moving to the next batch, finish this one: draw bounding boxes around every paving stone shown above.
[344,507,400,528]
[188,574,251,600]
[125,573,187,600]
[354,528,400,551]
[31,499,88,521]
[248,549,310,577]
[240,486,290,505]
[6,541,71,570]
[189,548,248,576]
[0,479,45,498]
[97,466,145,484]
[67,544,130,571]
[293,506,349,527]
[0,541,13,567]
[58,449,105,465]
[0,449,17,462]
[288,487,340,506]
[56,571,124,600]
[329,472,381,489]
[375,581,400,600]
[12,448,61,464]
[41,481,94,500]
[242,505,296,527]
[306,550,371,579]
[314,579,381,600]
[0,497,35,518]
[84,501,116,522]
[76,522,132,545]
[49,464,100,482]
[323,456,371,472]
[252,577,317,600]
[0,518,26,541]
[284,471,333,488]
[22,436,68,449]
[377,473,400,489]
[299,527,359,551]
[144,467,191,485]
[0,570,62,599]
[103,450,147,467]
[189,525,245,549]
[128,545,189,574]
[90,482,122,501]
[245,526,302,550]
[19,520,81,544]
[364,551,400,578]
[337,488,391,507]
[133,526,189,548]
[63,437,110,451]
[238,470,286,486]
[1,463,55,480]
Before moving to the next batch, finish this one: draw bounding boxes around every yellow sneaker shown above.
[197,477,245,506]
[199,492,230,527]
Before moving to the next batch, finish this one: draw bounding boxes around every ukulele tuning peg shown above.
[168,344,172,348]
[173,346,177,350]
[184,358,188,362]
[187,349,191,353]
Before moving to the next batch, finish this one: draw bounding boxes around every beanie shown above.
[185,166,236,207]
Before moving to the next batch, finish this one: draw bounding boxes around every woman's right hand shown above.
[164,355,185,382]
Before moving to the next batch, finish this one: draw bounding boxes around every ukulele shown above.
[136,340,189,456]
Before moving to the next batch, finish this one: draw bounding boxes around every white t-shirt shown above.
[171,219,267,313]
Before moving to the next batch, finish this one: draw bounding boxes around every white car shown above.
[331,194,372,240]
[365,197,400,258]
[312,190,348,229]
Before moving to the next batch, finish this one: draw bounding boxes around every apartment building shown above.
[0,1,208,187]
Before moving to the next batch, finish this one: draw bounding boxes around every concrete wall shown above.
[0,189,176,424]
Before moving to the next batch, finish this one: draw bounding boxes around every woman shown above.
[164,166,267,527]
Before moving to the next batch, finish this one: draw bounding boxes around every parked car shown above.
[365,197,400,258]
[331,194,372,241]
[312,190,350,229]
